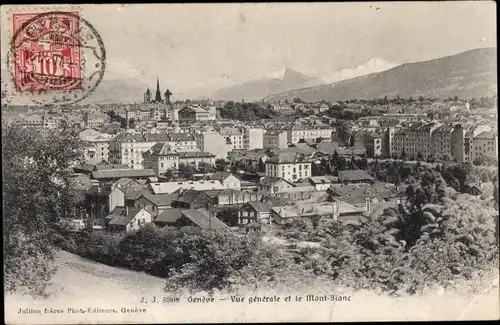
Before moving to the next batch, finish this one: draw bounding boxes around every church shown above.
[144,77,173,104]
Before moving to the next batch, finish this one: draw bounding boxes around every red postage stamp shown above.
[12,12,83,93]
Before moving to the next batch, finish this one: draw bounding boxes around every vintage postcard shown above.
[2,2,499,324]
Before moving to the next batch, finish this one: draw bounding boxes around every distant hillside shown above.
[264,48,497,102]
[81,78,147,104]
[322,57,398,84]
[212,67,323,102]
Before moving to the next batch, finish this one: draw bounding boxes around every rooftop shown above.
[181,208,229,230]
[91,169,156,180]
[475,131,496,139]
[211,171,239,181]
[177,151,216,158]
[266,151,311,164]
[106,206,143,226]
[149,180,224,194]
[155,208,184,224]
[338,170,374,182]
[140,194,175,206]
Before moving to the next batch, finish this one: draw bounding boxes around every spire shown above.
[155,77,162,102]
[164,89,172,103]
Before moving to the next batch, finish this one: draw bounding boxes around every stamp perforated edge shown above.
[3,5,84,98]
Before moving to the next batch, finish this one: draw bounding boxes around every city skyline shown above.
[1,2,496,101]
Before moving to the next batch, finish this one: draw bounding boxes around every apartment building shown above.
[123,104,175,122]
[286,124,333,144]
[109,132,170,169]
[364,133,383,158]
[391,122,440,159]
[263,129,288,149]
[220,127,244,150]
[79,129,114,163]
[473,131,498,161]
[143,143,179,175]
[431,124,455,160]
[168,133,198,151]
[451,124,492,163]
[265,151,312,182]
[16,113,60,129]
[381,113,427,123]
[243,127,265,150]
[178,105,215,122]
[195,131,230,159]
[84,112,108,128]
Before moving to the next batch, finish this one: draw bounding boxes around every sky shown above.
[1,2,496,100]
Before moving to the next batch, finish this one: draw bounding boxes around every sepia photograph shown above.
[2,2,499,324]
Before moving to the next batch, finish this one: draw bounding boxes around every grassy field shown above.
[5,250,499,323]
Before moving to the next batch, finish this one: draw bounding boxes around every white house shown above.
[210,171,241,190]
[106,206,152,234]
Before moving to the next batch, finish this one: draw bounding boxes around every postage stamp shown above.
[9,11,106,105]
[12,11,83,93]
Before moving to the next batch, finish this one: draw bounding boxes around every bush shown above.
[164,230,260,294]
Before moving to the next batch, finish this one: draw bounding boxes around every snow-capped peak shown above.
[265,67,288,80]
[323,58,398,84]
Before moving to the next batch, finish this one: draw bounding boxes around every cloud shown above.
[104,57,144,80]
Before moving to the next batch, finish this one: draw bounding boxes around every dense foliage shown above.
[296,193,498,295]
[3,124,85,296]
[62,178,498,296]
[219,101,277,121]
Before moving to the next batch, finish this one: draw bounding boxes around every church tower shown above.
[164,89,172,104]
[155,77,162,102]
[144,89,151,103]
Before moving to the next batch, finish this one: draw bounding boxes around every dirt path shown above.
[5,250,499,323]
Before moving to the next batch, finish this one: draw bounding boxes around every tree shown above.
[312,162,327,176]
[215,159,229,172]
[128,118,136,129]
[163,168,176,181]
[178,163,195,180]
[198,161,215,174]
[434,177,446,203]
[3,124,84,296]
[164,230,259,294]
[333,120,350,144]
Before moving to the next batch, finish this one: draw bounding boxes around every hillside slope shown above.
[265,48,497,102]
[213,67,323,102]
[4,250,499,323]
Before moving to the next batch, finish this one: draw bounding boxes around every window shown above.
[161,163,164,168]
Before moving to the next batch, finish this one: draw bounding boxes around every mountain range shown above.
[211,67,323,102]
[210,58,398,101]
[264,47,497,102]
[2,47,496,105]
[322,57,398,84]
